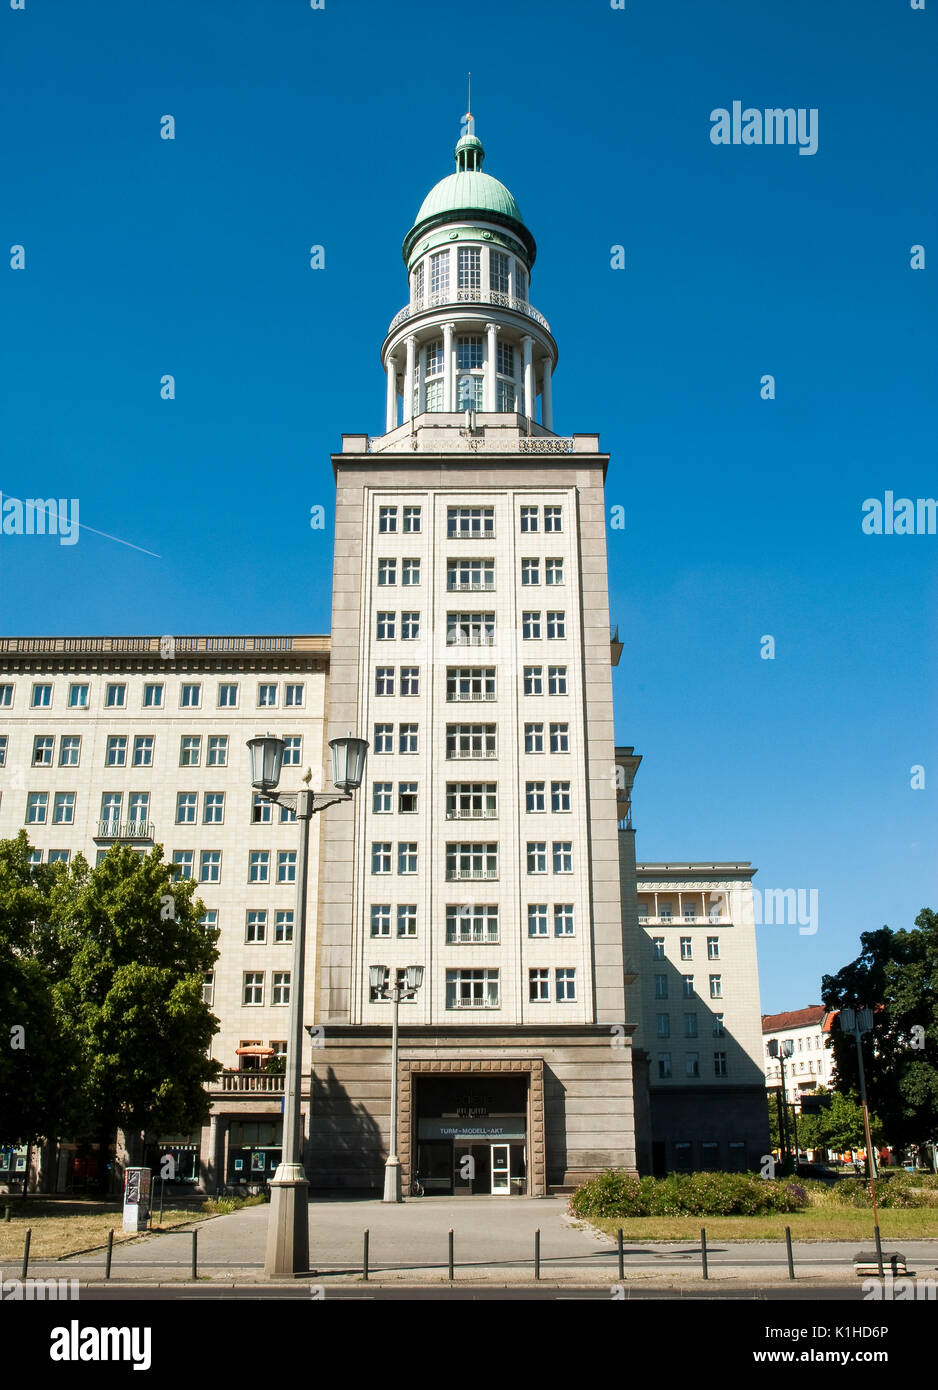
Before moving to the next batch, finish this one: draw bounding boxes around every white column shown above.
[403,335,416,424]
[541,356,553,432]
[417,344,427,417]
[443,322,455,413]
[522,335,535,420]
[484,322,499,412]
[385,353,398,433]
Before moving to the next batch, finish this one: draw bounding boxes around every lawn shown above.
[0,1198,214,1260]
[583,1207,938,1243]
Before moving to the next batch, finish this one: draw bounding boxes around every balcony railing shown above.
[388,291,551,335]
[447,692,496,702]
[446,808,497,819]
[446,750,498,759]
[448,529,496,541]
[446,867,498,880]
[214,1070,286,1094]
[95,820,154,841]
[447,581,495,592]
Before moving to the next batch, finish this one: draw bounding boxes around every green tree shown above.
[816,1089,877,1153]
[822,909,938,1150]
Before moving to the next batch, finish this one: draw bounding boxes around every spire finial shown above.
[462,72,474,139]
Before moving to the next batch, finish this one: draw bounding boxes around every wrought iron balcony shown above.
[388,290,551,336]
[94,820,154,842]
[213,1070,286,1094]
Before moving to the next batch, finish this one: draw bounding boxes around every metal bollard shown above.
[785,1225,795,1280]
[159,1180,165,1228]
[617,1227,624,1281]
[191,1229,198,1280]
[534,1227,540,1281]
[4,1205,10,1222]
[700,1226,708,1280]
[363,1228,369,1282]
[448,1228,454,1281]
[21,1228,31,1280]
[105,1229,114,1280]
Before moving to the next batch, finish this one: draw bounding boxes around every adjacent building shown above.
[762,1006,836,1105]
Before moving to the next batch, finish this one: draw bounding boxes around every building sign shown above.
[418,1119,525,1141]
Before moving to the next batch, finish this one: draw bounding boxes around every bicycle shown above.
[411,1177,424,1197]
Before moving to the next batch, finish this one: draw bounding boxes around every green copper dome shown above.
[402,122,536,267]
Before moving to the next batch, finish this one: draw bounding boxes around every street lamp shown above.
[246,731,367,1277]
[767,1037,795,1172]
[839,1006,883,1274]
[370,964,425,1202]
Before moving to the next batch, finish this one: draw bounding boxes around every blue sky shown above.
[1,0,935,1012]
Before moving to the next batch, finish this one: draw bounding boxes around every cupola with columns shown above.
[381,114,558,436]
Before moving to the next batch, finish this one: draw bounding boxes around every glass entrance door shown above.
[491,1143,510,1194]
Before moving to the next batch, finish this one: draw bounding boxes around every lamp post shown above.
[839,1006,882,1272]
[370,964,424,1202]
[246,730,367,1277]
[768,1038,795,1172]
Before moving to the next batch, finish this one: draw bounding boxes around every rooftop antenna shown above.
[462,72,474,137]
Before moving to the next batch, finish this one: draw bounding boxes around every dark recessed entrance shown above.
[414,1075,528,1196]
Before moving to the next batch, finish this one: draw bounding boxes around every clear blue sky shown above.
[2,0,935,1013]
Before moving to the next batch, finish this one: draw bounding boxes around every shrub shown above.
[570,1170,809,1219]
[569,1171,647,1219]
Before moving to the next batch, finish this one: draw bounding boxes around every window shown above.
[656,1013,670,1038]
[680,937,692,960]
[202,972,215,1005]
[551,781,571,812]
[521,558,540,585]
[709,975,723,999]
[547,666,567,695]
[402,559,421,587]
[53,792,75,825]
[243,973,264,1006]
[544,506,563,533]
[274,910,293,943]
[372,842,392,874]
[176,793,197,824]
[524,723,544,753]
[143,682,164,708]
[397,842,418,874]
[707,936,720,960]
[683,904,698,923]
[68,683,89,708]
[401,611,420,640]
[397,904,417,938]
[446,723,496,759]
[378,505,398,533]
[373,782,393,813]
[48,849,70,864]
[526,782,546,812]
[654,974,668,999]
[32,683,53,708]
[375,667,395,696]
[403,506,421,533]
[446,969,499,1009]
[446,842,498,880]
[277,850,297,884]
[546,611,565,640]
[682,975,695,998]
[32,735,54,766]
[515,263,527,300]
[200,850,221,883]
[685,1052,700,1078]
[180,683,201,708]
[132,735,154,767]
[522,611,541,640]
[377,559,397,586]
[399,724,419,753]
[684,1013,698,1038]
[496,340,514,377]
[520,506,538,533]
[203,793,225,824]
[248,851,270,883]
[657,1053,672,1079]
[370,904,391,938]
[282,682,304,708]
[526,842,546,874]
[556,968,576,1001]
[446,782,497,819]
[713,1014,725,1037]
[545,558,564,586]
[251,793,272,824]
[652,938,665,960]
[281,736,301,766]
[552,841,573,873]
[429,249,449,296]
[100,792,122,827]
[400,668,419,696]
[448,506,494,538]
[128,791,149,826]
[374,723,393,753]
[207,735,228,767]
[105,736,127,767]
[180,736,201,767]
[258,683,277,707]
[490,249,510,295]
[172,851,194,881]
[714,1052,728,1077]
[524,667,543,695]
[0,684,13,707]
[457,245,481,290]
[446,611,495,646]
[529,968,550,1002]
[412,263,424,306]
[376,611,396,641]
[527,904,548,937]
[218,683,238,707]
[554,903,574,936]
[0,735,7,766]
[496,380,515,411]
[660,902,673,922]
[398,783,418,814]
[447,558,493,591]
[549,723,569,753]
[456,335,483,369]
[447,904,499,943]
[447,667,495,702]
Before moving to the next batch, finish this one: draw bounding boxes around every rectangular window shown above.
[554,903,574,936]
[682,975,695,998]
[251,793,272,824]
[555,968,576,1001]
[172,850,194,881]
[399,723,419,753]
[713,1013,725,1037]
[248,850,270,883]
[128,791,149,826]
[373,782,392,814]
[374,723,394,753]
[445,969,499,1009]
[375,667,395,696]
[524,722,544,753]
[490,249,510,295]
[48,849,70,864]
[685,1052,700,1078]
[274,910,294,943]
[526,781,546,812]
[397,842,418,874]
[445,782,497,819]
[402,505,421,532]
[397,904,417,938]
[522,611,541,640]
[550,781,571,812]
[203,792,225,824]
[281,736,301,766]
[370,904,391,938]
[398,782,418,814]
[243,973,264,1006]
[401,611,419,640]
[402,558,421,586]
[552,841,573,873]
[527,904,548,937]
[521,558,540,585]
[446,611,495,646]
[376,611,396,641]
[143,682,164,708]
[652,937,665,960]
[372,842,392,874]
[547,666,567,695]
[546,611,566,640]
[105,736,127,767]
[496,340,514,376]
[447,904,499,943]
[684,1013,698,1038]
[0,684,13,707]
[68,683,89,709]
[445,842,498,880]
[32,735,54,767]
[202,972,214,1005]
[709,975,723,999]
[429,249,449,296]
[132,735,154,767]
[526,841,547,874]
[200,850,221,883]
[680,937,692,960]
[176,793,197,825]
[284,682,304,708]
[456,335,483,369]
[447,557,494,591]
[656,1013,670,1038]
[683,904,698,922]
[446,667,495,702]
[457,245,481,290]
[529,968,550,1003]
[378,505,398,533]
[377,559,397,586]
[206,735,228,767]
[180,683,201,708]
[54,737,81,769]
[100,792,122,827]
[52,791,75,825]
[496,380,516,411]
[549,723,569,753]
[524,667,543,695]
[707,936,720,959]
[544,506,563,533]
[218,682,238,707]
[654,973,668,999]
[714,1052,728,1077]
[0,735,7,766]
[180,735,201,767]
[32,683,53,708]
[545,558,564,585]
[400,667,419,695]
[277,850,297,884]
[445,723,496,759]
[657,1053,672,1079]
[520,506,538,533]
[258,683,277,707]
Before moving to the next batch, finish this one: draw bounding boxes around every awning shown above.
[235,1046,274,1056]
